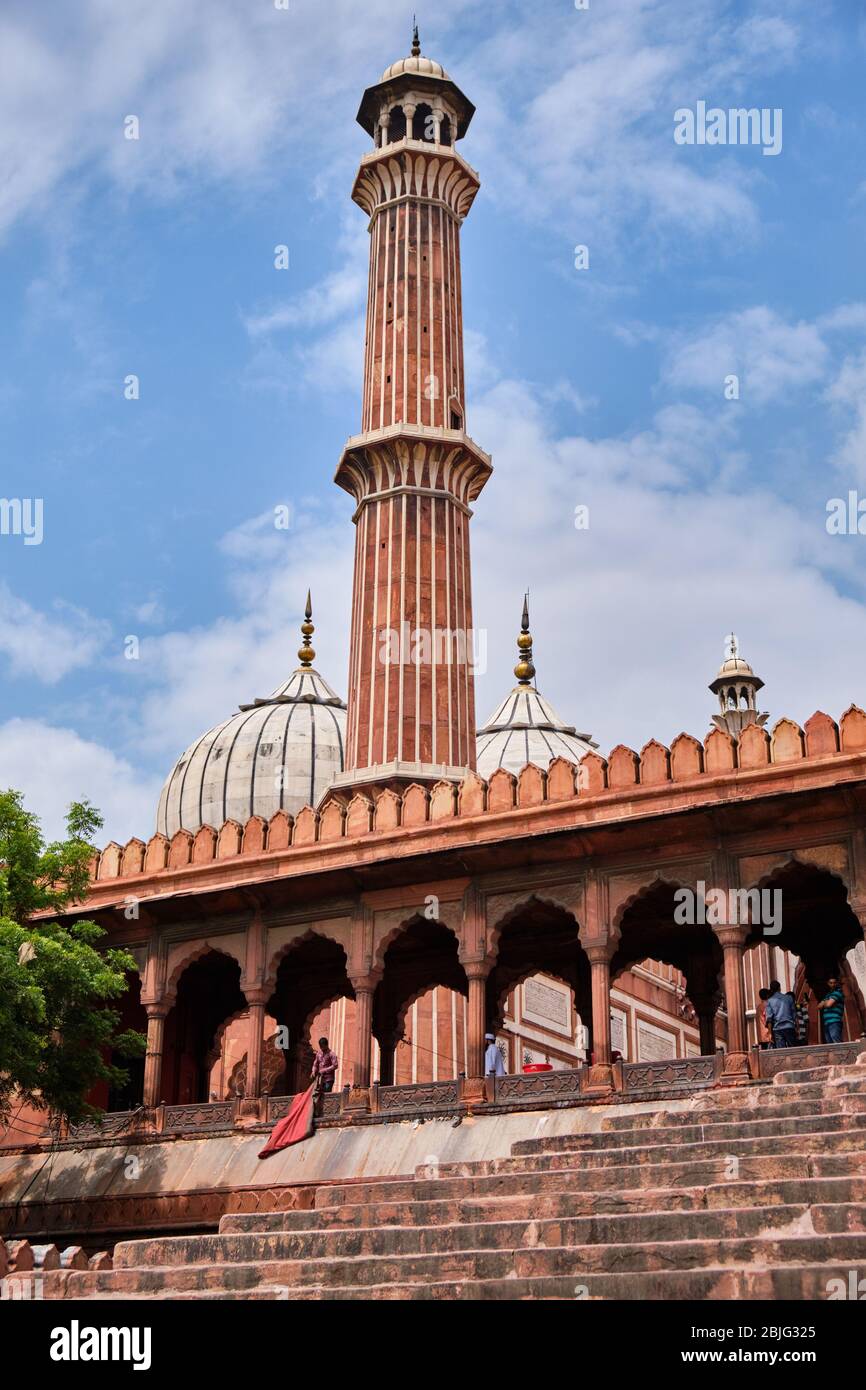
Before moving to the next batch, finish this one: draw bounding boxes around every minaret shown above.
[331,29,492,797]
[709,633,769,737]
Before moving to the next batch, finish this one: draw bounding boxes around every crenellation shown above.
[639,740,670,786]
[608,745,640,789]
[670,733,703,781]
[804,710,840,757]
[486,768,516,812]
[840,704,866,751]
[191,825,217,864]
[216,821,242,858]
[84,707,866,882]
[738,721,771,769]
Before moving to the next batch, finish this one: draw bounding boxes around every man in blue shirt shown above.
[764,980,797,1048]
[818,978,845,1044]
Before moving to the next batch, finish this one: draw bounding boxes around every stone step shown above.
[221,1173,866,1234]
[429,1126,866,1178]
[316,1149,866,1209]
[599,1086,866,1131]
[261,1262,866,1301]
[64,1262,866,1302]
[774,1063,866,1086]
[113,1201,866,1271]
[514,1109,866,1155]
[45,1232,866,1298]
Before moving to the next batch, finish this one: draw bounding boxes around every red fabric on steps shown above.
[258,1084,316,1157]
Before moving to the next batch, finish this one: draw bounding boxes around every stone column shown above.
[587,944,612,1066]
[350,978,377,1089]
[464,961,488,1079]
[717,926,751,1082]
[143,1004,168,1109]
[403,102,416,141]
[244,991,269,1100]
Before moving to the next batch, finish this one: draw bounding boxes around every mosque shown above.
[3,34,866,1264]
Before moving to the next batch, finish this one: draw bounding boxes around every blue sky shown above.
[1,0,866,842]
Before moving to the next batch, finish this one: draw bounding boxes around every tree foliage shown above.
[0,790,145,1127]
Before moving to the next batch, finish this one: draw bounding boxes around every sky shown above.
[1,0,866,844]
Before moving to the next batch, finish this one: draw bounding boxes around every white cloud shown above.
[0,718,162,844]
[0,584,108,683]
[827,349,866,484]
[663,307,828,405]
[469,373,866,751]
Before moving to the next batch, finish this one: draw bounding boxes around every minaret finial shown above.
[514,594,536,685]
[298,590,316,668]
[412,19,421,56]
[725,631,738,660]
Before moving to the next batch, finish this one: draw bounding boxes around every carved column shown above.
[244,990,269,1099]
[586,944,612,1065]
[463,961,489,1079]
[581,942,615,1092]
[143,1004,168,1109]
[717,925,751,1082]
[350,976,378,1089]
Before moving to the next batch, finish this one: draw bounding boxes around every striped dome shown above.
[476,685,596,779]
[157,667,346,839]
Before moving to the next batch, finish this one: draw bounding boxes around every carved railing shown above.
[162,1100,237,1135]
[621,1056,718,1093]
[377,1080,460,1117]
[493,1068,583,1106]
[757,1038,866,1080]
[67,1110,141,1142]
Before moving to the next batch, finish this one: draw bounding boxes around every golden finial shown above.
[412,19,421,56]
[298,590,316,668]
[513,594,535,685]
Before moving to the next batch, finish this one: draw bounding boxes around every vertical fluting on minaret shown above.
[332,33,492,792]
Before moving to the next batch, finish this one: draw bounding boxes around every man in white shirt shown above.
[484,1032,506,1077]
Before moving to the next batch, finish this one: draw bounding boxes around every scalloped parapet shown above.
[83,706,866,884]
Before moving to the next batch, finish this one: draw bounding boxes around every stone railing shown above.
[493,1067,584,1106]
[620,1055,719,1093]
[83,706,866,885]
[756,1038,866,1079]
[22,1042,866,1156]
[162,1100,238,1135]
[376,1079,461,1117]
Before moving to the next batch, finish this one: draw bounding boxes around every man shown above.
[484,1032,506,1077]
[817,977,845,1044]
[757,987,773,1049]
[764,979,796,1048]
[311,1036,339,1094]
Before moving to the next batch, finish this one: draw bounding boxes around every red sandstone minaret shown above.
[331,28,492,795]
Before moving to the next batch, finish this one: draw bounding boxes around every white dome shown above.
[381,54,449,82]
[476,685,596,779]
[157,666,346,838]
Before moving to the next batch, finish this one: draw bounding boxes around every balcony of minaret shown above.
[351,140,480,225]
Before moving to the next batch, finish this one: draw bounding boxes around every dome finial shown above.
[725,630,739,660]
[411,18,421,57]
[514,593,535,685]
[298,589,316,668]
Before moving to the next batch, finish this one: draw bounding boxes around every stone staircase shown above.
[43,1060,866,1301]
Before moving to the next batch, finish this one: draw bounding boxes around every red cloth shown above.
[258,1085,315,1158]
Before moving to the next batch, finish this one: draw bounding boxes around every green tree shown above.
[0,790,146,1127]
